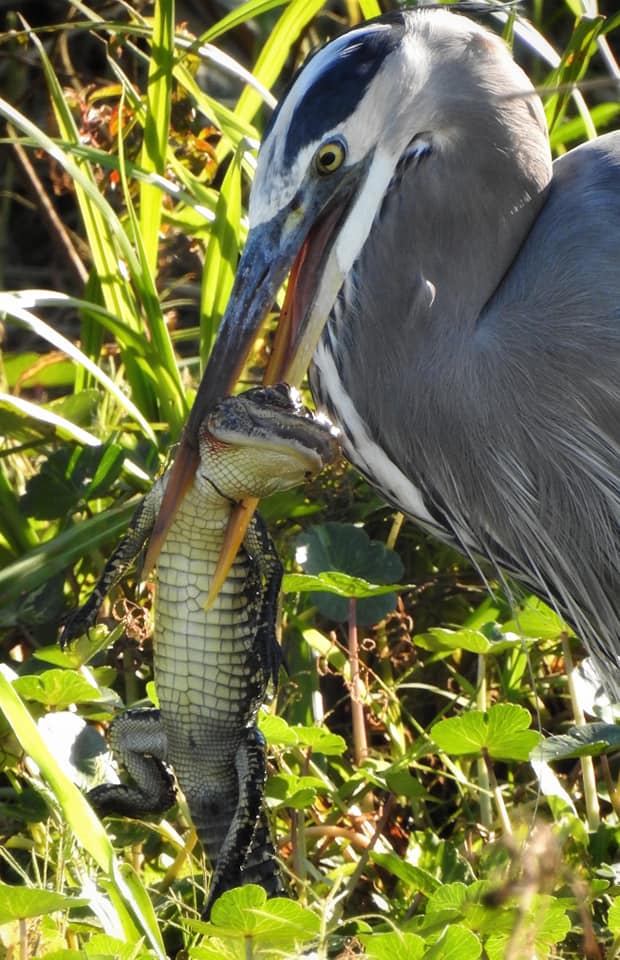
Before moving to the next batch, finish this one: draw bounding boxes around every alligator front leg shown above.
[87,707,177,817]
[202,727,281,918]
[61,477,166,645]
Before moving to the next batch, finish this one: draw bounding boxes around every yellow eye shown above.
[315,139,346,175]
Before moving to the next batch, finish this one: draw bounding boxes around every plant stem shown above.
[476,655,493,831]
[483,748,513,837]
[386,511,404,551]
[348,598,368,766]
[561,632,600,830]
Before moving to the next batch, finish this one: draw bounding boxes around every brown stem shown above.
[348,598,368,766]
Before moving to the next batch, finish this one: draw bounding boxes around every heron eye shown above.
[315,139,346,175]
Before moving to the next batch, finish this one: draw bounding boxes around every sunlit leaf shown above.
[424,925,482,960]
[259,713,346,755]
[432,704,540,761]
[14,669,102,709]
[360,931,425,960]
[0,884,87,924]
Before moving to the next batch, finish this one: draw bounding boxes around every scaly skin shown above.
[62,384,339,917]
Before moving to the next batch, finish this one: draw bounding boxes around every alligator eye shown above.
[315,138,346,176]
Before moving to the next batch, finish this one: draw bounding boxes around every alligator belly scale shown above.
[61,385,338,918]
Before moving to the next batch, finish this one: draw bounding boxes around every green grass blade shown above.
[0,461,39,556]
[1,392,105,448]
[115,88,188,434]
[21,23,161,421]
[200,146,243,367]
[21,25,142,326]
[235,0,329,125]
[200,0,288,42]
[173,60,259,148]
[0,499,137,606]
[139,0,175,275]
[359,0,382,17]
[543,15,605,136]
[1,295,157,442]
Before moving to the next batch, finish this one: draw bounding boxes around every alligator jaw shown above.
[204,255,308,610]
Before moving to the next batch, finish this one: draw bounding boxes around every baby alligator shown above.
[62,384,338,917]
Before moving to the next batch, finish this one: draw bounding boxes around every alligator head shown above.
[196,383,340,502]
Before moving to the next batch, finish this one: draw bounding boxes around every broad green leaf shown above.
[0,884,87,924]
[532,722,620,762]
[484,896,570,960]
[14,669,102,708]
[232,895,320,942]
[296,523,404,581]
[266,772,324,809]
[383,767,428,801]
[360,931,425,960]
[426,881,469,915]
[283,571,408,599]
[259,713,346,755]
[502,595,571,640]
[416,627,490,654]
[295,522,404,624]
[188,884,319,944]
[424,924,481,960]
[21,445,124,520]
[83,934,151,960]
[259,713,299,746]
[35,624,123,669]
[431,704,540,761]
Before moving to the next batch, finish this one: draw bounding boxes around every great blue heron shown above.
[153,8,620,689]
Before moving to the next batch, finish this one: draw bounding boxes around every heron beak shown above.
[144,212,313,587]
[146,200,347,606]
[202,222,324,609]
[143,217,295,578]
[202,201,349,606]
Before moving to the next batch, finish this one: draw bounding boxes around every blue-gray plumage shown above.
[173,9,620,690]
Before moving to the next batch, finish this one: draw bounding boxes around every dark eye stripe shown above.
[280,19,405,166]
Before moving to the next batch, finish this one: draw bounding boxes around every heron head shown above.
[189,9,551,424]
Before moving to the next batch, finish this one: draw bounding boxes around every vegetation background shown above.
[0,0,619,957]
